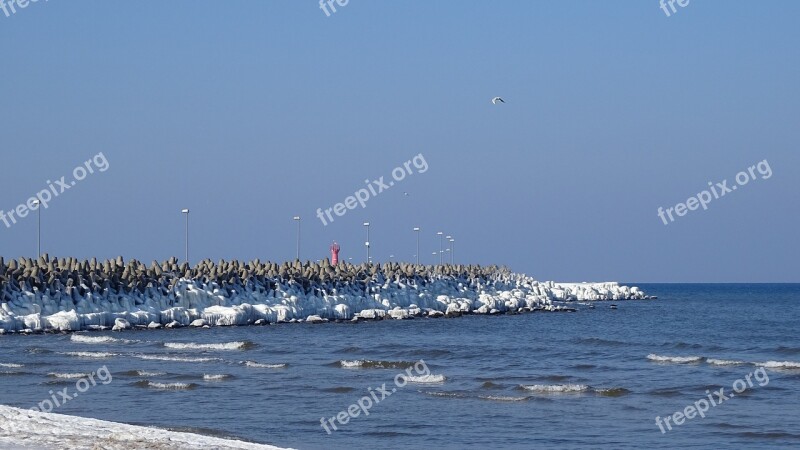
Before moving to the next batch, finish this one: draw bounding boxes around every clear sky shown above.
[1,1,798,282]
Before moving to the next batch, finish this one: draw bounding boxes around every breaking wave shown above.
[62,351,118,359]
[242,361,287,369]
[70,335,134,345]
[757,361,800,369]
[132,354,220,363]
[647,354,704,364]
[163,341,254,351]
[707,358,747,366]
[336,360,417,369]
[48,373,90,379]
[203,374,233,381]
[520,384,590,393]
[134,380,198,390]
[405,374,446,384]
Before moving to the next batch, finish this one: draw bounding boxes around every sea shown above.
[1,284,798,449]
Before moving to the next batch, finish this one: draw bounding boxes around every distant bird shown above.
[491,97,505,105]
[404,192,409,196]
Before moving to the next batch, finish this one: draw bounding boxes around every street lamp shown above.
[181,209,190,265]
[449,238,455,265]
[413,227,421,265]
[437,231,444,265]
[293,216,301,260]
[432,252,438,265]
[445,236,452,265]
[32,200,41,258]
[363,222,371,263]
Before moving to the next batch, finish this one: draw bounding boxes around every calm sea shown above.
[1,284,798,449]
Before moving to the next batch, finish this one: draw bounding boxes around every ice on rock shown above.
[0,262,647,333]
[112,318,131,331]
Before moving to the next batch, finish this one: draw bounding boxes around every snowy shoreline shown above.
[0,405,288,450]
[0,257,650,334]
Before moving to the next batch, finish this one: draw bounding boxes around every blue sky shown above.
[1,1,798,282]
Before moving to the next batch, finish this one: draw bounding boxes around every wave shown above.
[70,334,134,344]
[202,374,233,381]
[575,337,628,347]
[775,346,800,355]
[671,342,703,350]
[647,388,684,397]
[520,384,590,393]
[336,346,362,354]
[647,354,704,364]
[478,395,529,402]
[539,375,573,382]
[336,360,417,370]
[62,351,118,359]
[132,354,220,363]
[406,374,446,384]
[321,387,356,394]
[0,363,23,368]
[134,380,198,390]
[25,347,53,354]
[420,391,467,399]
[481,381,504,389]
[48,372,90,379]
[163,341,254,351]
[242,361,287,369]
[0,371,29,376]
[120,370,167,377]
[595,387,631,397]
[756,361,800,369]
[707,358,747,366]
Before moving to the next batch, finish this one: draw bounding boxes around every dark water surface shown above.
[1,284,798,449]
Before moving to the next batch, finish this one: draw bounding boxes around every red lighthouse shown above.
[330,242,341,266]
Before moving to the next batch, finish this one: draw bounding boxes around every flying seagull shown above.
[491,97,505,104]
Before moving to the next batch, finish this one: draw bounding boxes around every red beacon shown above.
[330,241,341,266]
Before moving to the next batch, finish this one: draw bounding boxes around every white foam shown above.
[63,352,118,359]
[143,381,195,390]
[757,361,800,369]
[521,384,590,393]
[406,374,446,384]
[243,361,287,369]
[647,354,703,364]
[133,354,220,363]
[70,335,133,344]
[131,370,166,377]
[48,373,91,379]
[478,395,528,402]
[340,360,364,368]
[0,363,23,368]
[164,341,248,351]
[203,374,232,381]
[707,358,746,366]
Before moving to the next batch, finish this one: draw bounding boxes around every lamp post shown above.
[363,222,371,263]
[449,238,455,265]
[445,235,452,265]
[32,200,41,258]
[432,252,438,265]
[181,209,190,265]
[437,231,443,265]
[293,216,301,260]
[413,227,420,265]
